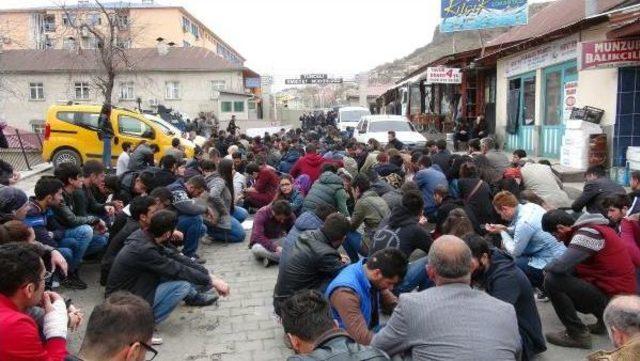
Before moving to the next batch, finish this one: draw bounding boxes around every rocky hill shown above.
[368,2,551,84]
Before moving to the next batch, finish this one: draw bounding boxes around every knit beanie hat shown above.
[0,186,28,213]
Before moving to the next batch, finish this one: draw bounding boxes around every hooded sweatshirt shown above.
[370,205,432,257]
[290,152,342,183]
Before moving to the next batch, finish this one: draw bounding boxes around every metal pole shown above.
[15,129,32,171]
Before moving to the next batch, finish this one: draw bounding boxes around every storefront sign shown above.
[245,78,261,88]
[426,67,462,84]
[301,74,327,80]
[563,81,578,121]
[440,0,528,33]
[284,78,343,85]
[505,35,578,76]
[579,38,640,70]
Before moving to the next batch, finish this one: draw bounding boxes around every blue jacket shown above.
[415,167,448,215]
[325,260,377,329]
[283,188,304,216]
[500,203,566,269]
[279,211,323,271]
[278,150,301,174]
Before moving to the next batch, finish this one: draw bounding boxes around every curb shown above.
[19,162,53,181]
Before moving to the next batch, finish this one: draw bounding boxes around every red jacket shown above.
[0,294,67,361]
[576,224,637,296]
[619,219,640,268]
[290,152,342,183]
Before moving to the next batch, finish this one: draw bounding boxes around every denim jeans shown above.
[343,231,365,264]
[177,215,206,257]
[207,207,248,243]
[153,281,196,324]
[55,246,76,272]
[394,257,434,295]
[61,225,93,270]
[515,256,545,290]
[86,233,108,257]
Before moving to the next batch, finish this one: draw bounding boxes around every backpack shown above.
[381,172,403,189]
[371,225,402,251]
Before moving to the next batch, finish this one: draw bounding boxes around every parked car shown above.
[42,104,196,167]
[337,106,371,132]
[355,115,427,149]
[143,114,206,148]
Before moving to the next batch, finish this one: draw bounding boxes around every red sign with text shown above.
[580,38,640,70]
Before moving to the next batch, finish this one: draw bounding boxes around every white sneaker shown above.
[151,334,163,345]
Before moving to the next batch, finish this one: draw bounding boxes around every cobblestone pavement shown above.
[15,175,609,361]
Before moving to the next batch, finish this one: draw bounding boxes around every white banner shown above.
[505,35,578,76]
[426,67,462,84]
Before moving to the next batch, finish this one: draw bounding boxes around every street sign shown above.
[579,38,640,70]
[426,67,462,84]
[440,0,529,33]
[284,78,343,85]
[301,74,327,80]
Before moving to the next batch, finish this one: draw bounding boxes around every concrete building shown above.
[0,46,261,130]
[0,0,244,65]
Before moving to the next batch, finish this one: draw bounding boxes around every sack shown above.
[371,225,402,251]
[381,172,403,189]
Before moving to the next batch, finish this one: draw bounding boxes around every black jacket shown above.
[72,184,106,218]
[388,138,405,151]
[51,190,100,232]
[105,229,211,305]
[371,205,431,257]
[431,150,451,175]
[458,177,495,226]
[572,176,626,215]
[434,196,465,233]
[482,248,546,360]
[101,217,140,280]
[287,329,389,361]
[274,229,344,299]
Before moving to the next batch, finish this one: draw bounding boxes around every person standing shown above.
[116,142,132,176]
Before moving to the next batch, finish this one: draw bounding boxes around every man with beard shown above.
[463,234,545,360]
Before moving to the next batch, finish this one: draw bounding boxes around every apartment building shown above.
[0,0,245,65]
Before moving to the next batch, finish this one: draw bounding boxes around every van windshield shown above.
[340,110,370,123]
[369,121,415,133]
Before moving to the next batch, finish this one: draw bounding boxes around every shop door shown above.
[540,61,577,158]
[506,73,535,153]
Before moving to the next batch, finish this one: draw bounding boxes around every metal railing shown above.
[0,127,44,171]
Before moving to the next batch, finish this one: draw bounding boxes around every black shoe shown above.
[190,255,206,265]
[545,329,592,349]
[61,273,88,290]
[587,320,606,335]
[185,291,219,306]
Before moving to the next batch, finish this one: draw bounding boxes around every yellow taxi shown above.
[42,104,195,167]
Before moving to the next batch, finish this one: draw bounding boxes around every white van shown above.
[337,106,371,132]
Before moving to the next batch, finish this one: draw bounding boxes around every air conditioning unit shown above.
[148,98,158,106]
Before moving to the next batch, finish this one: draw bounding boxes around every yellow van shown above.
[42,104,196,167]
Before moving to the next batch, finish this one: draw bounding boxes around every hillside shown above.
[368,2,551,84]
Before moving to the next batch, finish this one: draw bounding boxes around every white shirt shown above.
[116,151,130,176]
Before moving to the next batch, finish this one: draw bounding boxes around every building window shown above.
[119,81,134,100]
[182,16,190,32]
[248,101,256,110]
[87,13,101,26]
[191,23,199,38]
[165,81,180,100]
[74,82,90,100]
[233,101,245,112]
[221,101,232,113]
[29,82,44,100]
[62,14,76,27]
[211,80,226,91]
[63,37,76,50]
[43,15,56,32]
[183,41,191,47]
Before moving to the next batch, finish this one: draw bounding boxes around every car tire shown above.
[52,149,82,168]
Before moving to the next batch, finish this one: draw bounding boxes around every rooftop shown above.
[0,47,253,74]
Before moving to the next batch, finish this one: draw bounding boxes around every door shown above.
[506,73,535,153]
[541,61,578,158]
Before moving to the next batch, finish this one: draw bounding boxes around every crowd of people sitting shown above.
[1,115,640,361]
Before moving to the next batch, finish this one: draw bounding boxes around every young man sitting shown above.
[325,248,408,345]
[106,210,230,333]
[273,213,351,316]
[541,209,637,349]
[71,292,155,361]
[167,176,209,263]
[0,243,69,361]
[281,290,389,361]
[249,200,296,266]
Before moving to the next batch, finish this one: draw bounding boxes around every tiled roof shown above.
[0,47,248,73]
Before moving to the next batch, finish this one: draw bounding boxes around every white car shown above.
[337,106,371,132]
[355,115,427,149]
[143,114,204,148]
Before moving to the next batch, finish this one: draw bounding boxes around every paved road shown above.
[14,175,610,361]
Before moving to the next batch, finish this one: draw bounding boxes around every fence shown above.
[0,126,45,171]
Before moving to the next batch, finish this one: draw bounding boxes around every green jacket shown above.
[302,171,349,216]
[352,190,389,245]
